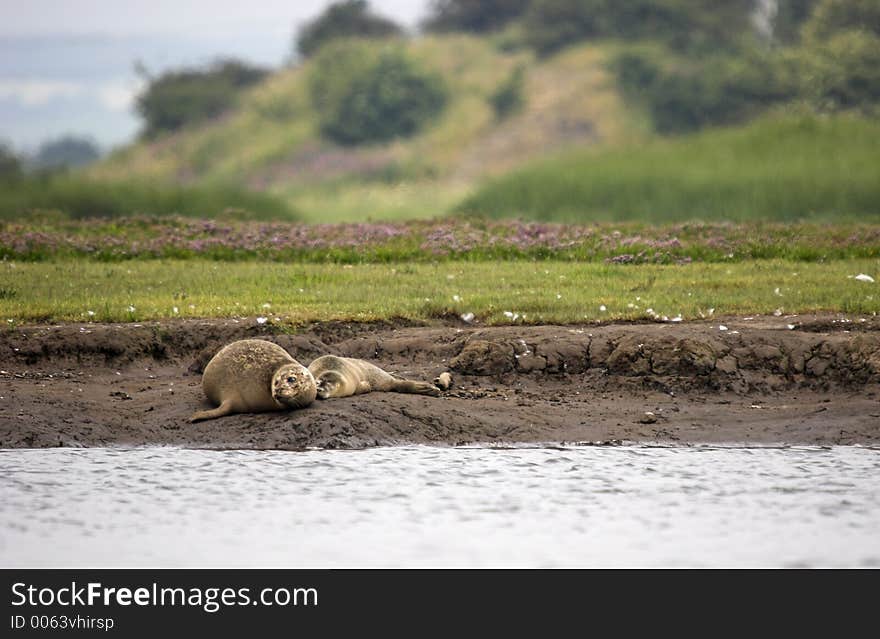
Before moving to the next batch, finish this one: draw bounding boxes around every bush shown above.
[802,0,880,41]
[32,136,101,170]
[523,0,755,56]
[308,40,379,118]
[135,59,268,139]
[310,47,448,145]
[610,48,798,134]
[797,30,880,112]
[296,0,402,58]
[772,0,821,43]
[422,0,530,33]
[0,143,22,182]
[489,66,526,119]
[608,50,662,99]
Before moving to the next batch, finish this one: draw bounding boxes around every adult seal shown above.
[308,355,447,399]
[189,339,317,422]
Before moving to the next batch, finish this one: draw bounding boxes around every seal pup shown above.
[308,355,444,399]
[189,339,317,422]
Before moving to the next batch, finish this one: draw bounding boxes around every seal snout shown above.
[272,364,317,409]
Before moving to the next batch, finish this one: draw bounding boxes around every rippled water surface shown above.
[1,445,878,567]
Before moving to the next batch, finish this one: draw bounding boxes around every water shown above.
[1,445,878,568]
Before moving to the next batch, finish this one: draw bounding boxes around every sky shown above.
[0,0,432,151]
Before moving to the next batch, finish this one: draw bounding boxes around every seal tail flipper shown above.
[189,399,234,423]
[391,379,442,397]
[433,372,453,391]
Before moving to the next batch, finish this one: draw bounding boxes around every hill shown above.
[89,36,641,222]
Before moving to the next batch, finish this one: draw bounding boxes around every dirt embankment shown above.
[1,314,878,449]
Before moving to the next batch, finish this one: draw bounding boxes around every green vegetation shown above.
[69,1,880,224]
[489,65,526,120]
[459,113,880,222]
[91,38,631,222]
[135,59,269,139]
[32,136,101,170]
[0,176,297,220]
[773,0,821,44]
[522,0,755,56]
[423,0,530,33]
[295,0,402,58]
[606,0,880,133]
[610,46,797,133]
[2,258,877,324]
[802,0,880,41]
[0,144,23,182]
[310,44,448,145]
[3,217,879,264]
[794,30,880,113]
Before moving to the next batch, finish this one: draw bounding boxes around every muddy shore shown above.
[1,313,878,449]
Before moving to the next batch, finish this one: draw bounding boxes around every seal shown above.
[308,355,443,399]
[189,339,317,422]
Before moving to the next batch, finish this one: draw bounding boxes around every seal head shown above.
[272,363,317,408]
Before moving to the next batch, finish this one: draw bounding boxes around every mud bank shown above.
[1,314,878,449]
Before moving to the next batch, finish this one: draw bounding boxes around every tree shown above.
[310,45,448,145]
[135,59,268,138]
[422,0,530,33]
[296,0,402,58]
[523,0,755,56]
[802,0,880,41]
[33,135,101,170]
[772,0,821,43]
[0,143,22,181]
[798,29,880,111]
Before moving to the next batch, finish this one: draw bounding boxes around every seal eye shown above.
[286,376,296,384]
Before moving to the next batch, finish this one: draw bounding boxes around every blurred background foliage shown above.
[2,0,878,223]
[135,59,270,139]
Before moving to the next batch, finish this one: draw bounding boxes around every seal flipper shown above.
[189,399,234,423]
[390,379,442,397]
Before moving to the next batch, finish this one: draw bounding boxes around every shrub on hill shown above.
[135,59,268,139]
[296,0,402,58]
[802,0,880,41]
[309,45,448,145]
[422,0,530,33]
[489,66,526,120]
[32,136,101,170]
[522,0,755,56]
[794,29,880,113]
[772,0,821,43]
[611,49,798,133]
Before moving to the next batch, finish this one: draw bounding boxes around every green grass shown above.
[2,259,877,324]
[459,113,880,222]
[278,179,470,223]
[0,175,298,221]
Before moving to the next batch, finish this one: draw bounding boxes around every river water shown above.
[1,445,878,567]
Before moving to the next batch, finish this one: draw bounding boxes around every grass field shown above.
[2,258,877,324]
[459,113,880,222]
